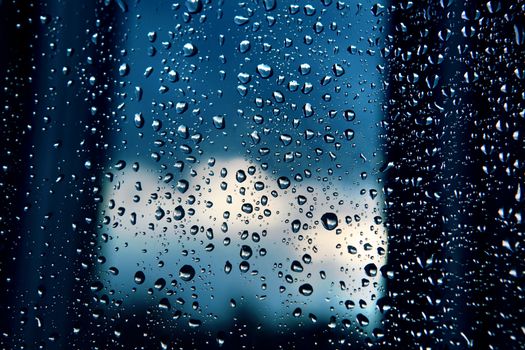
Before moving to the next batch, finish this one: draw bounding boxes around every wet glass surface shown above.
[1,0,523,349]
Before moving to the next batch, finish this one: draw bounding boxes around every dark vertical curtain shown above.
[1,1,117,348]
[383,1,524,348]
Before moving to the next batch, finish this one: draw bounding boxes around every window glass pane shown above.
[1,0,523,349]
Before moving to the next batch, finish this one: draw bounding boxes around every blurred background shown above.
[1,0,523,349]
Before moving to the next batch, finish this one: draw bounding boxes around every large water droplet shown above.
[291,260,303,272]
[234,16,249,26]
[344,129,355,141]
[158,298,171,310]
[332,63,345,77]
[224,261,232,274]
[134,271,145,284]
[174,205,185,220]
[320,212,338,230]
[240,245,253,260]
[236,170,247,183]
[177,179,189,193]
[344,109,356,121]
[179,265,195,281]
[299,283,314,296]
[277,176,291,189]
[364,263,378,277]
[241,203,253,214]
[299,63,311,75]
[155,207,165,220]
[356,313,369,327]
[212,115,225,129]
[263,0,276,11]
[239,40,251,53]
[118,63,129,76]
[134,113,144,128]
[256,64,273,78]
[291,219,301,233]
[154,278,166,290]
[183,43,197,57]
[185,0,202,13]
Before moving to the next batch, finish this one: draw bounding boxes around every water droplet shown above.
[356,313,369,327]
[212,115,225,129]
[332,63,345,77]
[344,109,356,121]
[372,3,385,16]
[234,16,250,26]
[344,129,355,141]
[256,64,273,78]
[134,113,144,128]
[168,69,179,82]
[299,283,313,296]
[114,160,126,170]
[158,298,171,310]
[118,63,129,76]
[291,219,301,233]
[299,63,311,75]
[154,278,166,290]
[239,261,250,273]
[183,43,197,57]
[216,331,225,347]
[179,265,195,281]
[347,245,357,254]
[277,176,291,189]
[185,0,203,13]
[188,319,201,328]
[236,170,247,183]
[303,103,314,117]
[176,101,188,114]
[241,203,253,214]
[364,263,378,277]
[240,245,253,260]
[134,271,145,284]
[263,0,276,11]
[152,208,165,222]
[291,260,303,272]
[320,212,338,230]
[224,261,232,274]
[177,179,189,193]
[174,205,185,220]
[239,40,251,53]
